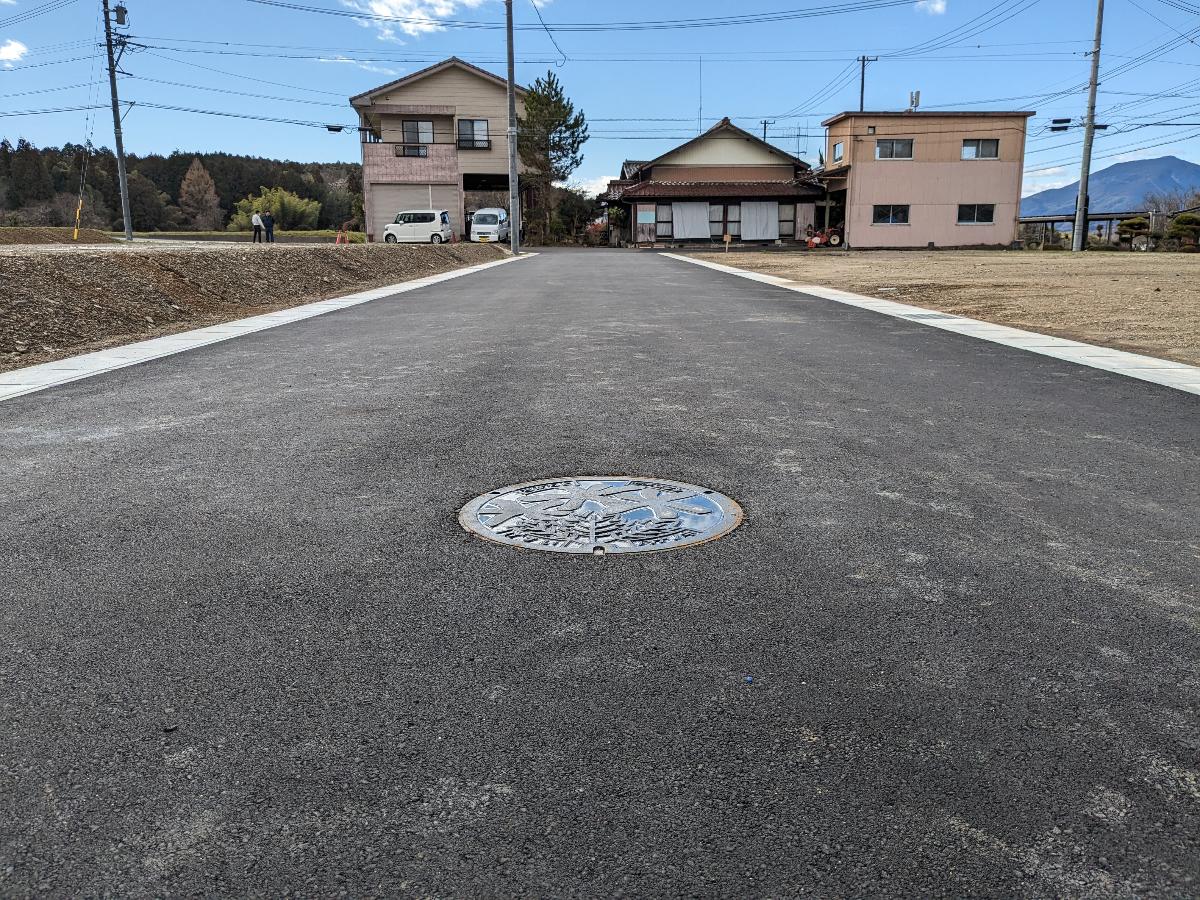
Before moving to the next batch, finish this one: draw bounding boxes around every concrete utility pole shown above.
[102,0,133,242]
[505,0,521,255]
[1072,0,1105,252]
[857,55,878,112]
[760,119,775,141]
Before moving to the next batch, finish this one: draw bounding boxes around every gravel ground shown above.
[0,243,506,372]
[698,249,1200,366]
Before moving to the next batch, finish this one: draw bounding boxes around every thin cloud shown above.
[0,1,17,6]
[317,54,399,76]
[0,39,28,68]
[340,0,490,42]
[915,0,947,13]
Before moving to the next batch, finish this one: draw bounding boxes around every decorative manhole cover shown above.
[459,477,742,555]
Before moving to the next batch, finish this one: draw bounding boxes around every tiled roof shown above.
[619,180,822,200]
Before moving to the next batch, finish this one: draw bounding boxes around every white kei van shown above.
[469,208,510,243]
[384,209,453,244]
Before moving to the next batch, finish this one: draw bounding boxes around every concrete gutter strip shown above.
[664,253,1200,397]
[0,253,533,403]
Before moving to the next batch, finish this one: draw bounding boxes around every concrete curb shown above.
[0,252,534,404]
[663,253,1200,397]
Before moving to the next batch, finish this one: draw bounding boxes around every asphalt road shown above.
[2,249,1198,898]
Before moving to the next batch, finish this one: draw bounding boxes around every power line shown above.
[0,0,79,28]
[244,0,921,32]
[529,0,567,66]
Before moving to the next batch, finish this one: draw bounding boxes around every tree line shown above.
[0,139,363,232]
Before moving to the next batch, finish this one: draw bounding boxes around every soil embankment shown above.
[0,243,506,372]
[0,228,114,245]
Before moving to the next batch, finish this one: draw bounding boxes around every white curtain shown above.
[796,203,816,235]
[742,201,780,240]
[671,202,709,239]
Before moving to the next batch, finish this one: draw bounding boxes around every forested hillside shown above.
[0,139,363,231]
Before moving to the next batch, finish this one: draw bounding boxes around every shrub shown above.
[228,186,320,231]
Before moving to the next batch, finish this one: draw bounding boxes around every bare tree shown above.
[1143,187,1199,214]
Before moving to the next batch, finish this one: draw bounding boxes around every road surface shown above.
[2,249,1198,898]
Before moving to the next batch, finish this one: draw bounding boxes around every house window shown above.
[875,138,913,159]
[779,203,796,237]
[957,203,995,224]
[832,141,844,163]
[708,203,741,237]
[872,204,910,225]
[457,119,490,150]
[867,126,876,135]
[402,119,434,146]
[656,203,673,238]
[962,138,999,160]
[397,144,428,158]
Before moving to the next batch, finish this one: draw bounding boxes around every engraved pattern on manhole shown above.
[459,477,742,554]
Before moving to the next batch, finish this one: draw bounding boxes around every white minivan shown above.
[469,208,510,243]
[384,209,453,244]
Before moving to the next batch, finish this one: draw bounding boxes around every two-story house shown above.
[820,110,1035,248]
[351,57,527,242]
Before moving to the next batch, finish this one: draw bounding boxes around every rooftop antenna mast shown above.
[907,90,921,112]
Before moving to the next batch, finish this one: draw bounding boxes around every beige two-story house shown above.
[820,110,1035,248]
[351,57,526,242]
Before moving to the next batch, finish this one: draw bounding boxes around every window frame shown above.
[778,202,796,238]
[872,204,910,225]
[957,203,996,225]
[875,138,914,160]
[655,203,673,239]
[457,118,491,150]
[832,141,844,163]
[961,138,1000,160]
[401,119,434,147]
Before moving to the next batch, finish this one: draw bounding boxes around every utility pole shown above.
[1072,0,1104,252]
[505,0,521,255]
[760,119,775,141]
[102,0,132,242]
[857,55,878,112]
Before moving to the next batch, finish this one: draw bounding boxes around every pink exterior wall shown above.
[362,142,459,241]
[847,160,1023,248]
[825,112,1030,248]
[362,142,459,185]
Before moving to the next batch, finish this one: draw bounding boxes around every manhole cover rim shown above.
[458,475,743,555]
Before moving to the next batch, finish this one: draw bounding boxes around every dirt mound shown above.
[0,243,507,371]
[0,227,115,245]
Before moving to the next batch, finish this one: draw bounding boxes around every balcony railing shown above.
[457,137,492,150]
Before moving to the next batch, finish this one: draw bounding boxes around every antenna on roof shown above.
[907,90,921,112]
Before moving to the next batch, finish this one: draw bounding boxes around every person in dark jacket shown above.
[262,211,276,243]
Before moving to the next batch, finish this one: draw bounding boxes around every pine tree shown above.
[517,70,588,242]
[178,157,223,230]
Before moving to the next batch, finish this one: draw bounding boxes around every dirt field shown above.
[703,249,1200,367]
[0,227,114,245]
[0,243,505,373]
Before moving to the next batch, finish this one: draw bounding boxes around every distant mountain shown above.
[1020,155,1200,216]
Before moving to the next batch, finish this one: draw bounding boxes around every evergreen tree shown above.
[178,157,223,230]
[517,70,588,242]
[7,139,54,208]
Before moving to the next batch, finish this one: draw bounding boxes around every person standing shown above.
[262,210,276,244]
[251,210,263,243]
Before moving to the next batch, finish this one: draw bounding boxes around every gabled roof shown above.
[350,56,527,106]
[640,117,810,171]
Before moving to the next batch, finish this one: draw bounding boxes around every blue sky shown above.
[3,0,1200,198]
